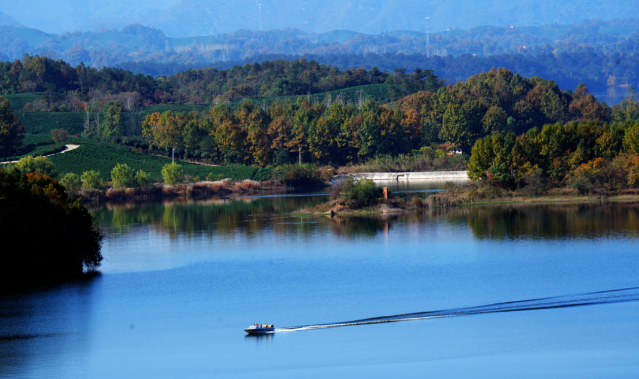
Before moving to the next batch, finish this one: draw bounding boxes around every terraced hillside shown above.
[48,144,271,182]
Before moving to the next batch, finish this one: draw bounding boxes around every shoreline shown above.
[291,193,639,217]
[72,179,290,203]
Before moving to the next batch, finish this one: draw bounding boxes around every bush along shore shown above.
[3,155,338,203]
[73,179,287,202]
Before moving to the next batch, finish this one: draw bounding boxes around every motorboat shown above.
[244,324,275,334]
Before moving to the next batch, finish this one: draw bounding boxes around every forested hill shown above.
[118,49,639,93]
[0,56,442,110]
[2,18,638,90]
[2,19,639,69]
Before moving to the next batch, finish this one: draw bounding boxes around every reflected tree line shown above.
[90,198,639,241]
[433,203,639,240]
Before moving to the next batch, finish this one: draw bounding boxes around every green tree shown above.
[14,156,57,177]
[439,102,483,153]
[135,169,153,187]
[482,106,509,134]
[623,121,639,154]
[60,172,81,192]
[0,95,24,157]
[81,170,103,190]
[611,86,639,123]
[468,135,498,181]
[162,162,184,185]
[111,163,136,189]
[99,101,123,137]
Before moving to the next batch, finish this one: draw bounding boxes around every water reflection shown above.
[90,195,329,238]
[244,333,275,343]
[90,197,639,242]
[441,203,639,240]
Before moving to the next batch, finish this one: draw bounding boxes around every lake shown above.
[1,190,639,378]
[591,85,631,106]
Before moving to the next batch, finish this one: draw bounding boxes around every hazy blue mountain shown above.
[3,0,639,36]
[0,11,21,26]
[1,0,179,33]
[147,0,639,37]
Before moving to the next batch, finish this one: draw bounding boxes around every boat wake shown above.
[276,286,639,332]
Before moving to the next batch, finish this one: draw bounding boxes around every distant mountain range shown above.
[3,0,639,37]
[0,11,20,27]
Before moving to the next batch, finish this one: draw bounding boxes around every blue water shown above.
[1,200,639,378]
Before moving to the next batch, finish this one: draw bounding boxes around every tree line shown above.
[139,68,613,166]
[468,89,639,193]
[0,55,441,112]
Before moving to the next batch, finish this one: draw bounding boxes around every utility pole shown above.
[298,147,302,166]
[426,17,430,58]
[259,3,263,31]
[172,148,175,163]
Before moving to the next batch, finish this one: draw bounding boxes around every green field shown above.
[17,111,86,135]
[3,93,43,110]
[48,144,268,182]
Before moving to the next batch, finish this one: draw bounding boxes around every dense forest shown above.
[0,60,626,167]
[465,89,639,195]
[120,47,638,92]
[138,68,613,166]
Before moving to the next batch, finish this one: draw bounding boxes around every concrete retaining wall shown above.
[349,171,468,181]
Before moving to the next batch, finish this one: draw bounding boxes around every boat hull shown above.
[244,328,275,334]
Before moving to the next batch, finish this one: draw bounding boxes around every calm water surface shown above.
[592,86,630,106]
[1,191,639,378]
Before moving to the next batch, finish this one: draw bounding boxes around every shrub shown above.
[81,170,103,190]
[51,128,70,144]
[111,163,136,189]
[346,178,383,204]
[273,163,322,186]
[162,162,184,185]
[14,156,57,177]
[135,169,153,187]
[60,172,81,192]
[333,177,383,206]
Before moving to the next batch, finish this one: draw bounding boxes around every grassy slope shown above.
[48,144,268,182]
